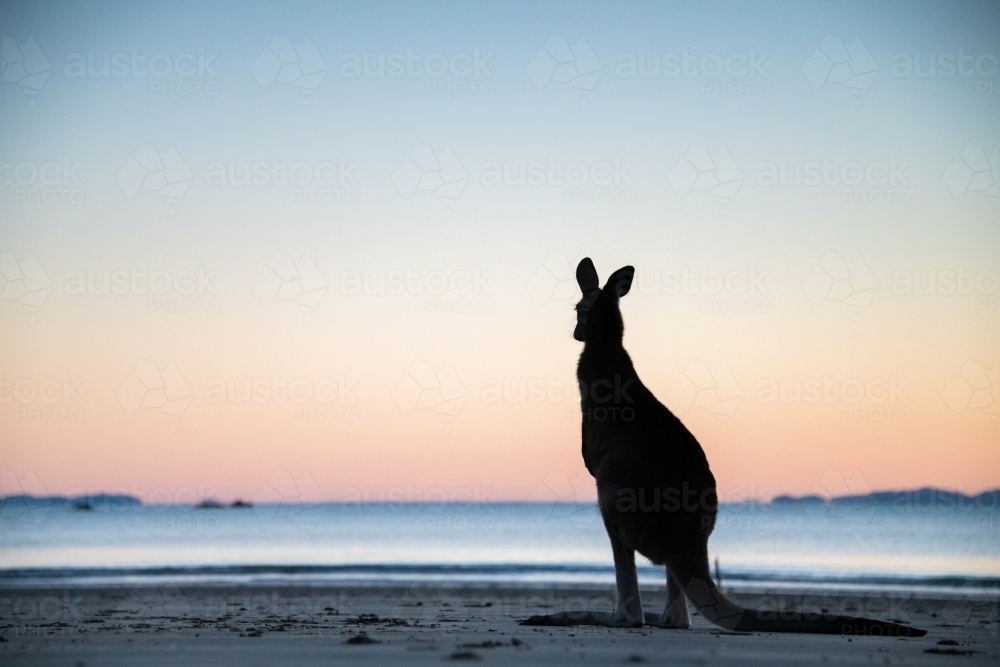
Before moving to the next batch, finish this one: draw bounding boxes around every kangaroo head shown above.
[573,258,634,344]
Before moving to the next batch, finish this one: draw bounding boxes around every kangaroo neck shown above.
[577,343,637,389]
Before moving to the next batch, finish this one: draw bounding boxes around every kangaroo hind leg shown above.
[668,550,745,631]
[646,567,691,629]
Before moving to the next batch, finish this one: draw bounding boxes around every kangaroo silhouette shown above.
[522,258,925,637]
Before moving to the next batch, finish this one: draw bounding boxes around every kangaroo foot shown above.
[521,610,643,627]
[644,611,692,629]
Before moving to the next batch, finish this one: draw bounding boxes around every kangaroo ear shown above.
[609,266,634,297]
[576,257,600,293]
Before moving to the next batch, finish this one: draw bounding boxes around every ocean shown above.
[1,496,998,596]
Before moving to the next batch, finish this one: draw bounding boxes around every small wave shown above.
[1,563,996,596]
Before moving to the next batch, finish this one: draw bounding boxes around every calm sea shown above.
[1,498,997,595]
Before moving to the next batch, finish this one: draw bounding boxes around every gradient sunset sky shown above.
[1,0,998,504]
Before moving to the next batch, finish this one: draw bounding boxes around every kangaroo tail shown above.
[671,557,925,637]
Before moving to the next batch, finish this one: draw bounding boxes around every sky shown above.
[1,0,998,505]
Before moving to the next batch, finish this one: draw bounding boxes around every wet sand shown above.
[1,583,996,665]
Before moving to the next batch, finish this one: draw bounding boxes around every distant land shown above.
[0,494,142,512]
[771,487,998,511]
[0,494,249,511]
[0,487,996,511]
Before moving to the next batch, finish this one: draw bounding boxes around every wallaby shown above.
[522,258,925,637]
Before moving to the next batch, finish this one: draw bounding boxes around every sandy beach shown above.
[1,583,995,666]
